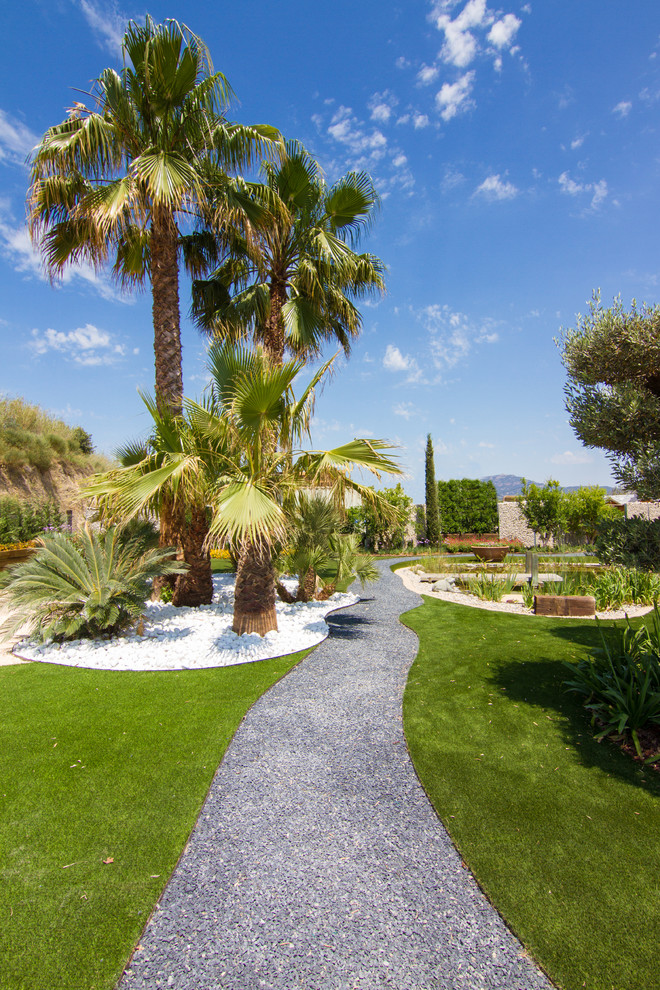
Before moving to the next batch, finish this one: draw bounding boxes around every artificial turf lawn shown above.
[0,650,308,990]
[401,596,660,990]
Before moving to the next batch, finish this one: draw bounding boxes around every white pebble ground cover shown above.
[14,574,359,672]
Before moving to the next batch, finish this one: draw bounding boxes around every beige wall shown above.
[626,501,660,521]
[497,501,553,547]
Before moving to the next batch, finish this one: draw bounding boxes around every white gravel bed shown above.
[13,574,359,672]
[395,565,654,620]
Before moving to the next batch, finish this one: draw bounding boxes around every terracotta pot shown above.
[471,545,508,563]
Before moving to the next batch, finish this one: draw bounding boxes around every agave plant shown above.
[0,524,186,643]
[563,608,660,758]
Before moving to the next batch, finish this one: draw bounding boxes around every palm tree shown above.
[28,15,278,415]
[191,141,385,366]
[27,16,280,583]
[85,341,402,632]
[86,393,226,607]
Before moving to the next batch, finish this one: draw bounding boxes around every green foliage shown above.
[564,609,660,757]
[0,525,186,642]
[276,493,342,601]
[561,486,617,542]
[345,483,412,551]
[596,515,660,571]
[324,532,379,591]
[465,573,516,602]
[545,566,660,610]
[414,503,426,541]
[71,426,94,455]
[192,140,385,365]
[559,291,660,498]
[437,478,498,534]
[424,434,439,546]
[520,478,564,542]
[0,496,64,545]
[0,397,103,471]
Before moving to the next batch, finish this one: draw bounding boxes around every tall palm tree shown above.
[191,141,385,366]
[27,17,280,588]
[85,341,401,632]
[28,15,279,416]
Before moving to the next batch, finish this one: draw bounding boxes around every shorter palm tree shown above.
[84,341,401,634]
[275,493,378,603]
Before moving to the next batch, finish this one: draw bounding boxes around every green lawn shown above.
[401,597,660,990]
[0,651,308,990]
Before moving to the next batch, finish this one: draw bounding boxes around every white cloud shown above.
[0,203,130,302]
[436,71,475,121]
[368,90,398,124]
[78,0,127,55]
[413,112,430,129]
[612,100,632,117]
[30,323,127,366]
[590,179,608,208]
[570,134,586,149]
[435,0,489,67]
[393,401,418,420]
[441,166,466,192]
[417,64,440,85]
[550,450,592,465]
[558,171,584,196]
[478,440,495,448]
[316,106,414,195]
[383,344,416,373]
[487,13,521,48]
[558,171,608,210]
[419,304,500,370]
[327,106,388,159]
[473,173,518,200]
[0,110,39,166]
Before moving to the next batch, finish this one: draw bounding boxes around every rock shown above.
[432,578,457,592]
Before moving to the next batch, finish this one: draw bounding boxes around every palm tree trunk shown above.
[233,539,278,636]
[152,495,182,600]
[150,203,184,415]
[172,505,213,607]
[297,566,317,602]
[150,203,185,596]
[263,276,287,365]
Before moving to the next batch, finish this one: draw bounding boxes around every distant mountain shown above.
[480,475,537,498]
[480,475,614,498]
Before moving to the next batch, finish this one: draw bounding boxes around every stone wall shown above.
[497,501,553,548]
[626,501,660,521]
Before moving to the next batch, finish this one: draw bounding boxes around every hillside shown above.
[0,397,113,528]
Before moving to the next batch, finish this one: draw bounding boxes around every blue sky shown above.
[1,0,659,500]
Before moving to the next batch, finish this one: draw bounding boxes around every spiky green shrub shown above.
[563,608,660,758]
[0,525,186,643]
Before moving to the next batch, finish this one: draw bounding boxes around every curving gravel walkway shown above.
[119,559,553,990]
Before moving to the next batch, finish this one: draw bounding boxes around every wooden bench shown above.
[534,594,596,617]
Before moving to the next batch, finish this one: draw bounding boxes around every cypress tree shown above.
[425,433,440,546]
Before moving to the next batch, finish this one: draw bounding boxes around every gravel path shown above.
[119,559,553,990]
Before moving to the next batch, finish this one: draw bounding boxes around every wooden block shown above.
[534,594,596,617]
